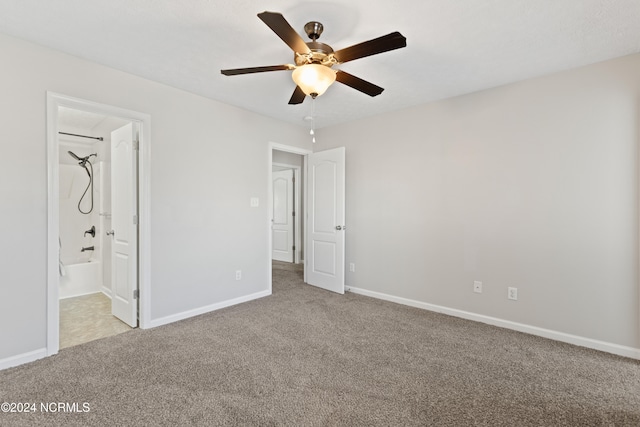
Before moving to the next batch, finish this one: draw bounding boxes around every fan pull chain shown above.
[310,98,316,143]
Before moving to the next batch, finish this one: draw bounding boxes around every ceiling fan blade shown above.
[333,32,406,64]
[221,65,292,76]
[335,70,384,97]
[288,86,306,104]
[258,11,311,54]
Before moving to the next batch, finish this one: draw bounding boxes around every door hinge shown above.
[133,139,140,151]
[292,245,295,251]
[133,289,139,299]
[133,215,138,225]
[292,176,295,183]
[292,211,295,217]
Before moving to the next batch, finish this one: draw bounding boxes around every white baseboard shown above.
[348,287,640,360]
[59,289,101,300]
[146,289,272,329]
[0,348,47,371]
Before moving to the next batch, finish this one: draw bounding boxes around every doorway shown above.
[272,163,301,263]
[46,93,151,356]
[269,144,311,290]
[58,107,133,348]
[268,143,347,295]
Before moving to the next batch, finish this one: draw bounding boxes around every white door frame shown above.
[272,162,302,264]
[268,142,312,292]
[46,92,151,356]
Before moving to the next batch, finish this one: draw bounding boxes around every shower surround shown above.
[59,137,111,299]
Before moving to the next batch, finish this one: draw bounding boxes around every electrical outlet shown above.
[473,281,482,293]
[235,270,242,281]
[349,263,355,272]
[508,287,518,300]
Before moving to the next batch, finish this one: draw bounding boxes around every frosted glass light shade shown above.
[292,64,336,97]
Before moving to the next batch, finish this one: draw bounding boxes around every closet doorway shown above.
[269,144,311,289]
[272,164,301,264]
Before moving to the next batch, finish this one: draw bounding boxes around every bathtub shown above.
[59,259,102,299]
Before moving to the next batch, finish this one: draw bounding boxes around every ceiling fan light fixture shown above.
[292,64,336,98]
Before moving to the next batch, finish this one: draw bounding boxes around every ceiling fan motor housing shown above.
[293,21,337,67]
[295,41,336,66]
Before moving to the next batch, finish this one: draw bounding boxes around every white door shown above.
[110,123,138,327]
[272,169,294,262]
[306,147,345,294]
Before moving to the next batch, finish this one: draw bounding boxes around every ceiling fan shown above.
[220,11,407,104]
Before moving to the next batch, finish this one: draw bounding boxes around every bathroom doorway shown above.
[57,108,132,348]
[47,93,151,356]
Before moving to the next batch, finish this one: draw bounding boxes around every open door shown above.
[306,147,345,294]
[110,123,138,327]
[272,169,295,262]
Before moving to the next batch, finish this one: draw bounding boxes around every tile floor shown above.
[59,292,133,349]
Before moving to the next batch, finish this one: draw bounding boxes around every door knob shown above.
[335,226,342,230]
[106,230,115,236]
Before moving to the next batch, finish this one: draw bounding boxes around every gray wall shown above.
[0,33,310,361]
[317,54,640,349]
[273,150,303,167]
[2,29,639,365]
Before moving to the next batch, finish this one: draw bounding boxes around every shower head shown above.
[68,151,97,167]
[68,150,82,161]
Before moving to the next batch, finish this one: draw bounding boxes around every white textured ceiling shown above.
[2,0,640,129]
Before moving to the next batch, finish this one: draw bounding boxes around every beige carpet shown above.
[60,293,133,349]
[272,259,304,273]
[1,264,638,426]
